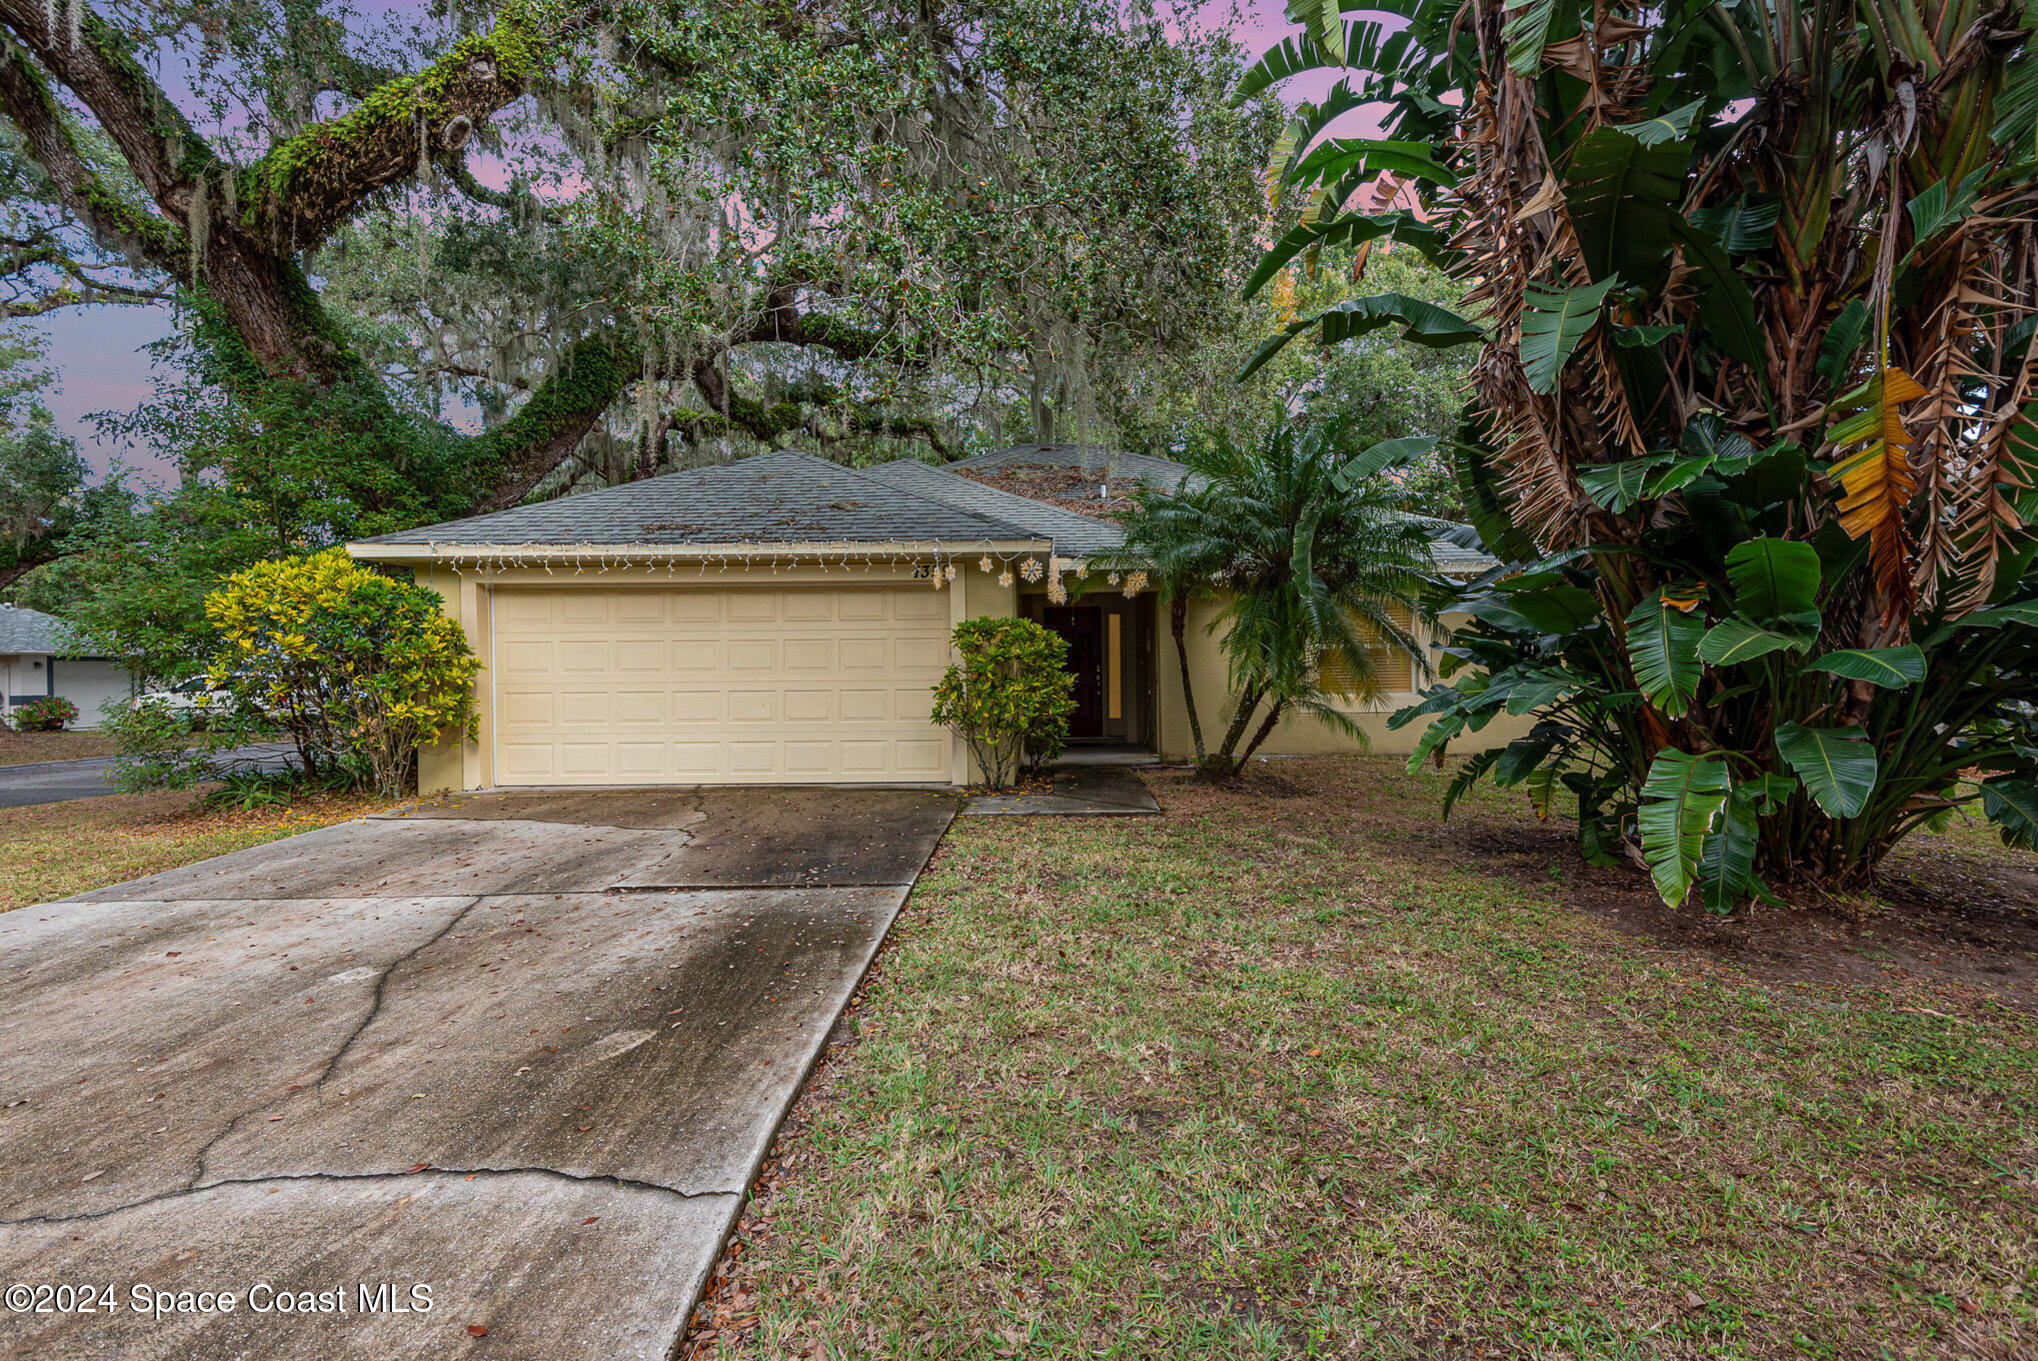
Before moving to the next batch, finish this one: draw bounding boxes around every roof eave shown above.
[346,537,1053,564]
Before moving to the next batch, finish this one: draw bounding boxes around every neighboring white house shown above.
[0,604,133,730]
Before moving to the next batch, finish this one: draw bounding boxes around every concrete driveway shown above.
[0,786,954,1359]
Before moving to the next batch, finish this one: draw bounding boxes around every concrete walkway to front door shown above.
[0,787,953,1360]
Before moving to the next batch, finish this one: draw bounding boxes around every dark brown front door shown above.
[1042,606,1104,739]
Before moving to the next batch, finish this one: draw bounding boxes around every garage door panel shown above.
[727,594,778,622]
[782,638,833,669]
[895,637,947,670]
[672,642,727,670]
[616,691,664,724]
[726,639,776,669]
[893,591,947,622]
[784,690,834,722]
[839,639,887,670]
[493,586,952,784]
[616,639,665,670]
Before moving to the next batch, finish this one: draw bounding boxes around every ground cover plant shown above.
[681,757,2035,1360]
[1241,0,2038,907]
[0,786,391,912]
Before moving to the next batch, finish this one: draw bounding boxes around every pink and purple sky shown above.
[32,0,1343,484]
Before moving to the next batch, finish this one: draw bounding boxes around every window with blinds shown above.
[1318,605,1416,697]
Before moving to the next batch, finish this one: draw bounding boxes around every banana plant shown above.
[1249,0,2038,905]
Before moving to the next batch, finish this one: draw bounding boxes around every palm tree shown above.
[1116,419,1446,780]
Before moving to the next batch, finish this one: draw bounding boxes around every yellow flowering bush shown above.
[930,617,1076,789]
[206,550,478,797]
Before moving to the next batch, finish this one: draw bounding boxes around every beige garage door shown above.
[491,586,951,784]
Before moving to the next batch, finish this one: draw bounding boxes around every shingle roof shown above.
[357,450,1043,548]
[0,605,92,656]
[856,458,1126,559]
[948,443,1199,491]
[350,446,1493,573]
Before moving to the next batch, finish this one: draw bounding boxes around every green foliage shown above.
[7,695,77,732]
[1114,416,1444,780]
[205,549,479,798]
[98,696,265,795]
[1252,0,2038,907]
[1637,749,1730,907]
[930,616,1077,790]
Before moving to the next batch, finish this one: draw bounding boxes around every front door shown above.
[1042,606,1104,739]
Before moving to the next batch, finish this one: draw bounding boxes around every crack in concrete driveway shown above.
[0,787,954,1359]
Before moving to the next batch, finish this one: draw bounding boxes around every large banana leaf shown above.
[1501,0,1556,76]
[1624,588,1705,716]
[1813,300,1871,390]
[1238,292,1482,380]
[1688,195,1780,253]
[1774,722,1878,818]
[1334,434,1437,489]
[1668,217,1766,369]
[1234,20,1402,104]
[1639,749,1731,906]
[1697,785,1762,912]
[1827,366,1925,596]
[1578,455,1667,512]
[1519,276,1621,393]
[1243,211,1444,300]
[1697,616,1812,666]
[1563,128,1688,293]
[1288,137,1457,192]
[1805,645,1926,687]
[1982,778,2038,851]
[1264,81,1369,199]
[1724,538,1822,619]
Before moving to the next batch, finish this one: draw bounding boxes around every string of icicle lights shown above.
[414,544,1150,601]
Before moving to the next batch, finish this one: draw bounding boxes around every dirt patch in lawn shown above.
[1152,757,2038,1009]
[0,730,121,766]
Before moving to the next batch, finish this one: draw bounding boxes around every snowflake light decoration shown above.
[1123,569,1149,596]
[979,556,993,573]
[998,569,1015,588]
[1018,557,1043,582]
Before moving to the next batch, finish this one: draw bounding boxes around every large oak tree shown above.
[0,0,1274,516]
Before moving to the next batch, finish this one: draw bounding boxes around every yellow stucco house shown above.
[346,446,1531,790]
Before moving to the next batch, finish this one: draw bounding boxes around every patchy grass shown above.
[0,730,121,766]
[701,757,2037,1361]
[0,788,395,911]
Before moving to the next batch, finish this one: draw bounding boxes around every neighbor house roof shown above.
[856,457,1125,559]
[355,450,1046,551]
[0,605,96,656]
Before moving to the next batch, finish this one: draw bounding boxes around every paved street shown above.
[0,744,295,808]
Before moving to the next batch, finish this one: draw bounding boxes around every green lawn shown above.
[698,757,2037,1361]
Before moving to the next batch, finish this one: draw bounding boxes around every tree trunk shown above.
[1198,683,1264,782]
[1170,594,1207,765]
[1238,699,1286,765]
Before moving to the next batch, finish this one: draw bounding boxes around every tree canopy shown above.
[0,0,1278,515]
